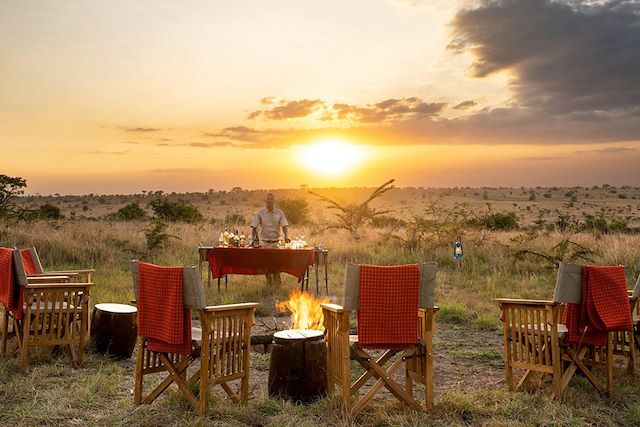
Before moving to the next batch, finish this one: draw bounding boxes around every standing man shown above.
[250,192,290,286]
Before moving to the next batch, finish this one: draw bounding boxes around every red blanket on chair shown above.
[357,264,420,349]
[564,265,632,346]
[0,248,24,320]
[137,262,192,355]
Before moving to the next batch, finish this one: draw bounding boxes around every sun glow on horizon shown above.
[296,139,365,175]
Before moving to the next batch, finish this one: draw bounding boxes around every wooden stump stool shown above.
[91,303,137,359]
[268,329,327,403]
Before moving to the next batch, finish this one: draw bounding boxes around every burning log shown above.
[268,291,329,403]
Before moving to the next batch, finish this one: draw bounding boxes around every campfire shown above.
[275,290,330,331]
[270,291,329,403]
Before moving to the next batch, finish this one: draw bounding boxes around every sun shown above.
[296,139,365,175]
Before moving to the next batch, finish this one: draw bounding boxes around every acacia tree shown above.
[0,174,27,217]
[308,179,395,239]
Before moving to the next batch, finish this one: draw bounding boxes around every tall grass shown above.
[2,220,640,425]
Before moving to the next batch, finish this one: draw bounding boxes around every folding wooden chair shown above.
[497,263,633,400]
[0,247,92,372]
[131,261,258,415]
[322,262,437,418]
[20,247,94,282]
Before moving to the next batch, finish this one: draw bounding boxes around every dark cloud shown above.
[248,99,325,120]
[453,100,477,110]
[260,97,275,105]
[449,0,640,115]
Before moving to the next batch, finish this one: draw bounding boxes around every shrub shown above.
[370,215,407,229]
[277,198,310,225]
[38,203,62,220]
[224,213,246,225]
[148,199,203,223]
[477,212,518,231]
[114,203,147,221]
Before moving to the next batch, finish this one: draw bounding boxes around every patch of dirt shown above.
[244,316,506,401]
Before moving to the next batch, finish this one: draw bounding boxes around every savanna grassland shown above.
[1,185,640,426]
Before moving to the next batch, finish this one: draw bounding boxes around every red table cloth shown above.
[207,247,316,283]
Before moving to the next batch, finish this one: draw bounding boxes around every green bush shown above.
[113,203,147,221]
[148,199,203,223]
[224,213,246,225]
[277,198,310,225]
[476,212,518,231]
[38,203,62,220]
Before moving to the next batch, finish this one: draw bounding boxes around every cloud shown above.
[248,99,325,120]
[453,100,477,110]
[86,150,127,155]
[449,0,640,115]
[514,156,561,161]
[574,146,638,155]
[187,141,239,148]
[331,98,446,123]
[121,127,164,132]
[121,141,139,145]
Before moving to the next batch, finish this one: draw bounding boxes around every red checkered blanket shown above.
[0,248,24,320]
[20,249,38,275]
[357,264,420,349]
[137,262,192,355]
[564,265,632,346]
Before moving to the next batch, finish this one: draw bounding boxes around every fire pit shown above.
[268,291,329,403]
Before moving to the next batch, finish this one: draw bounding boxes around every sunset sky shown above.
[1,0,640,195]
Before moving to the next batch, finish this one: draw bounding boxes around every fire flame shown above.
[276,291,330,331]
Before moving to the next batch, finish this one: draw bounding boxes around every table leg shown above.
[324,252,329,294]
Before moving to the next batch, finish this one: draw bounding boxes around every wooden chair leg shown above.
[20,317,30,373]
[2,309,8,357]
[134,338,145,405]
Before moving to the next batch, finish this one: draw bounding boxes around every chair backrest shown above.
[19,247,44,274]
[553,262,583,304]
[632,274,640,299]
[343,261,436,310]
[130,260,206,309]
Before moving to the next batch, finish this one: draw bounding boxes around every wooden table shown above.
[199,246,328,293]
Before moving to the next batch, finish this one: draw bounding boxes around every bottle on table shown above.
[218,232,224,247]
[223,229,229,246]
[239,230,246,247]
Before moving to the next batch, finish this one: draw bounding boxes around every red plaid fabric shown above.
[357,264,420,349]
[20,249,38,275]
[0,248,24,320]
[564,265,632,346]
[137,262,191,355]
[207,247,316,283]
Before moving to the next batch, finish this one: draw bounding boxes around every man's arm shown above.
[282,225,290,243]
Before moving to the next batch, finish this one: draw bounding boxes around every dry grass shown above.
[2,188,640,425]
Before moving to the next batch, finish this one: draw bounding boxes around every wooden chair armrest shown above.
[202,302,259,312]
[320,303,349,314]
[495,298,555,306]
[25,282,94,289]
[27,275,71,283]
[45,269,95,274]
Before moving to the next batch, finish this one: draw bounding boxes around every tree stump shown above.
[90,303,137,359]
[268,329,327,403]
